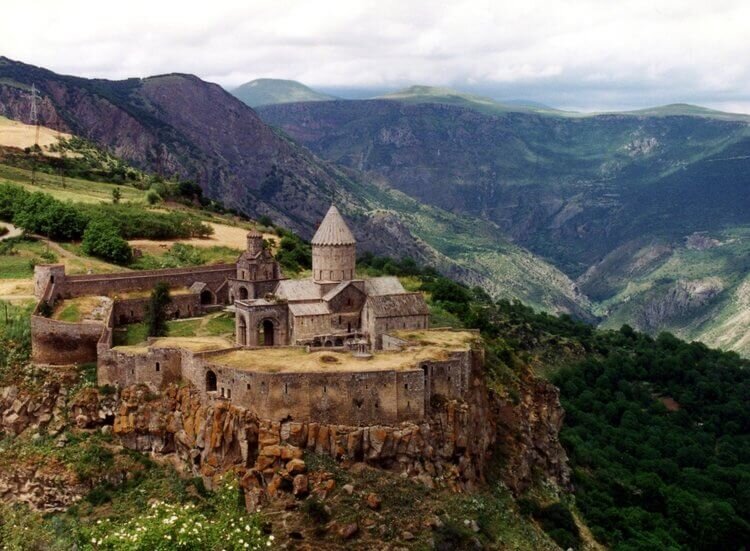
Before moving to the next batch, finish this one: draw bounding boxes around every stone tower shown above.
[246,228,263,256]
[311,205,356,283]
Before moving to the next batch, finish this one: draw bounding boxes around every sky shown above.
[1,0,749,113]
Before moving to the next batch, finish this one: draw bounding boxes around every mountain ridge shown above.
[231,78,336,107]
[0,57,591,318]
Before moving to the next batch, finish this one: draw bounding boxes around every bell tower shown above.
[311,205,356,283]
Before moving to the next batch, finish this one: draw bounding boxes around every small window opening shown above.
[284,383,288,394]
[155,362,160,372]
[247,383,251,390]
[227,388,232,399]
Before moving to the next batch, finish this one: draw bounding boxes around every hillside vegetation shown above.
[258,95,750,356]
[231,78,336,107]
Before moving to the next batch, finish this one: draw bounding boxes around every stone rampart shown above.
[31,314,107,365]
[39,264,235,300]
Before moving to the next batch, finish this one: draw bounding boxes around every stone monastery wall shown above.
[34,264,235,301]
[98,344,479,426]
[31,314,106,364]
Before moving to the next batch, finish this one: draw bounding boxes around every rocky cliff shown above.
[0,358,569,513]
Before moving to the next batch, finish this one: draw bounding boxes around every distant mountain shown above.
[231,78,336,107]
[614,103,750,121]
[258,96,750,355]
[377,85,564,115]
[0,57,591,317]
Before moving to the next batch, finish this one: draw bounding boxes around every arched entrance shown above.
[239,286,249,300]
[238,316,247,346]
[200,290,214,305]
[206,370,217,392]
[259,319,275,346]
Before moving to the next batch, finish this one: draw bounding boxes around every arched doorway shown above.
[238,316,247,346]
[239,286,249,300]
[259,319,274,346]
[206,370,217,392]
[200,290,214,305]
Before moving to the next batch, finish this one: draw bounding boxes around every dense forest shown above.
[359,253,750,551]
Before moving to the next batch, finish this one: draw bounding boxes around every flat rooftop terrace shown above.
[52,295,111,323]
[391,329,480,349]
[207,346,456,374]
[112,336,233,354]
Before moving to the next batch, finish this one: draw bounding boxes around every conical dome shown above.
[311,205,356,246]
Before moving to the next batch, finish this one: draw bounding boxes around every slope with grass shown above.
[231,78,337,107]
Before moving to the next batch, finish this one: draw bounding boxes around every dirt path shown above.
[0,222,22,242]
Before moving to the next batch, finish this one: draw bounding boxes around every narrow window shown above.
[155,362,160,372]
[284,383,288,394]
[404,383,408,390]
[246,383,251,390]
[324,385,327,394]
[221,388,225,397]
[227,388,232,399]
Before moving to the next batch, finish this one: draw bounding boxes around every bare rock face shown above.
[0,354,570,511]
[103,354,568,499]
[637,278,724,332]
[492,371,571,493]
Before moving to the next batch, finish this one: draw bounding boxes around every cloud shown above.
[2,0,749,112]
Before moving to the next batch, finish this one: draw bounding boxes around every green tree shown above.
[81,218,133,264]
[112,187,122,204]
[145,282,171,337]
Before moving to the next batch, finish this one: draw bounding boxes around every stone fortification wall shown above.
[35,264,235,300]
[98,345,183,389]
[102,343,475,426]
[112,294,202,325]
[31,314,107,365]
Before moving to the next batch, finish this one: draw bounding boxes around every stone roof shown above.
[247,228,263,238]
[322,280,365,301]
[289,302,330,316]
[311,205,356,246]
[275,279,322,301]
[364,276,406,296]
[367,293,430,317]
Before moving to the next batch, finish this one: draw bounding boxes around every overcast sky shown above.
[2,0,749,112]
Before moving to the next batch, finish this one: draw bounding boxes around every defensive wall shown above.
[31,263,236,365]
[97,331,480,426]
[33,264,235,302]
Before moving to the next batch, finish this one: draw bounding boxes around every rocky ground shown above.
[0,356,579,549]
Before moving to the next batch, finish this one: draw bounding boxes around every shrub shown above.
[81,217,133,265]
[301,496,330,524]
[145,189,161,205]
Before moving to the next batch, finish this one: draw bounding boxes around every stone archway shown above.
[259,319,275,346]
[200,289,214,305]
[238,316,247,346]
[239,286,249,300]
[206,370,217,392]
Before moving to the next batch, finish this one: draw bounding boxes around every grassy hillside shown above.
[378,85,567,116]
[231,78,336,107]
[580,227,750,356]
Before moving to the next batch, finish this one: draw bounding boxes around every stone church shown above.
[233,205,429,349]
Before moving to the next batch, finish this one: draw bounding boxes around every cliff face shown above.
[0,356,569,513]
[105,357,567,501]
